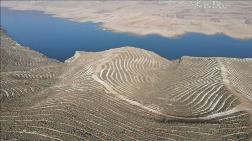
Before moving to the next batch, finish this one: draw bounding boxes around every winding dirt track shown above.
[1,30,252,140]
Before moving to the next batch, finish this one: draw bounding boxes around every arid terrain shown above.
[1,28,252,140]
[1,1,252,39]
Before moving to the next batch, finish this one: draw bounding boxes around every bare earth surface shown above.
[1,28,252,140]
[1,1,252,39]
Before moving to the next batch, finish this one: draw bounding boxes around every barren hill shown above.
[1,30,252,140]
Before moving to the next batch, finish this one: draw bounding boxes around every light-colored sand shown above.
[2,1,252,39]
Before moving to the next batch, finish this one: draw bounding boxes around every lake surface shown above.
[1,7,252,61]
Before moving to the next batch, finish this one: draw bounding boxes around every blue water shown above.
[1,7,252,61]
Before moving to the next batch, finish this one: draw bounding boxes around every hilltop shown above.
[1,30,252,140]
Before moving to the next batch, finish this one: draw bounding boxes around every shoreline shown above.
[1,27,251,64]
[1,1,252,40]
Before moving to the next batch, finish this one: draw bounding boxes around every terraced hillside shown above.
[1,30,252,141]
[0,29,64,103]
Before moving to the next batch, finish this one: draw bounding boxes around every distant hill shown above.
[1,29,252,140]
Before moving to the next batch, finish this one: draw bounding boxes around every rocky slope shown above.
[1,30,252,140]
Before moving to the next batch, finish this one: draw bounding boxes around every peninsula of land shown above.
[2,1,252,39]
